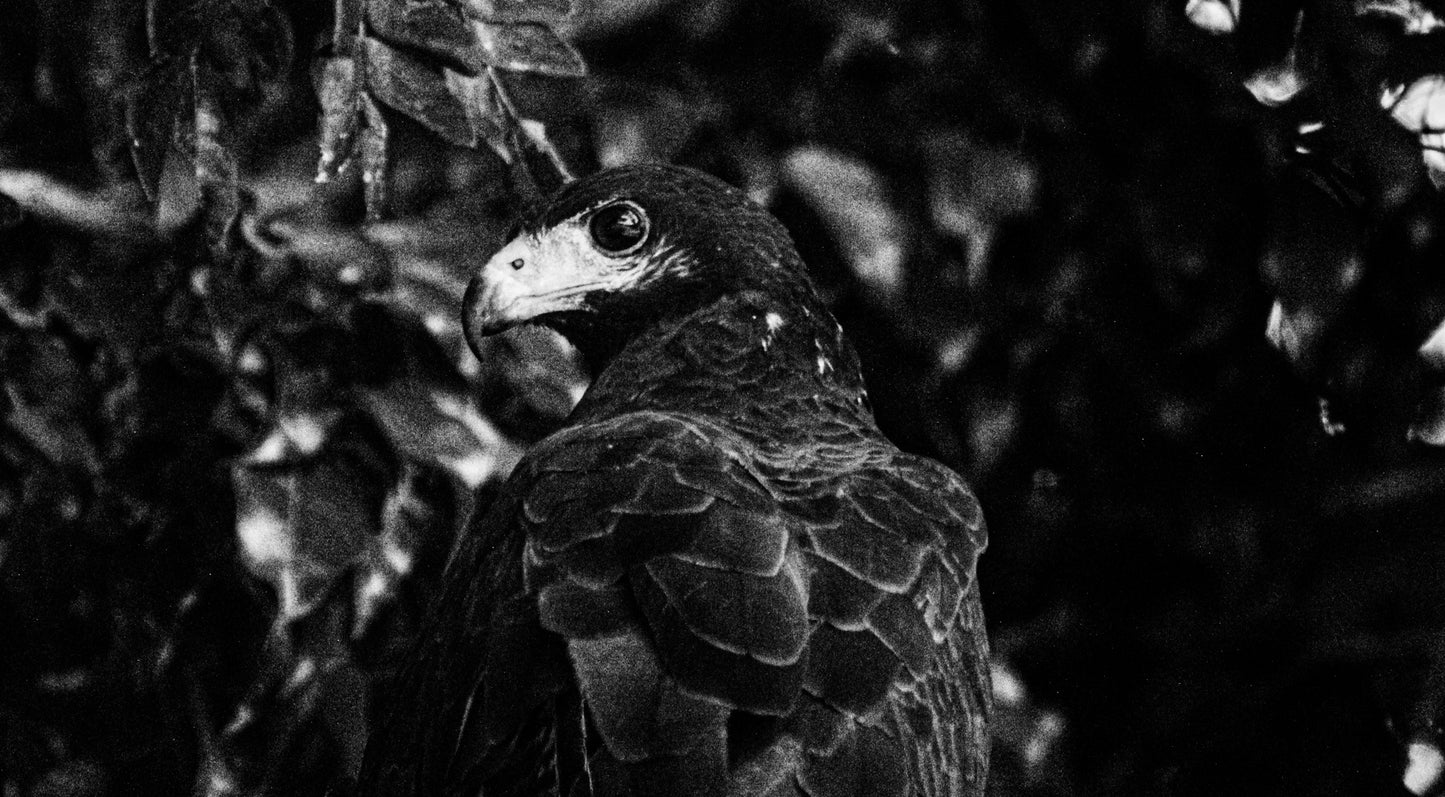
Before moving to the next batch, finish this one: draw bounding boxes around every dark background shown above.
[2,0,1444,794]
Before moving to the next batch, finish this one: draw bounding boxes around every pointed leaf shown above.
[1383,74,1445,188]
[363,220,481,371]
[463,0,574,24]
[476,325,587,422]
[1185,0,1239,34]
[1242,13,1307,107]
[361,95,392,221]
[232,459,377,620]
[367,0,482,72]
[193,53,240,246]
[490,68,574,190]
[126,65,188,200]
[363,35,474,145]
[783,146,909,304]
[1385,74,1445,134]
[3,384,102,475]
[315,56,362,182]
[353,465,439,635]
[358,380,522,487]
[1357,1,1445,33]
[473,20,585,77]
[445,67,513,162]
[1409,384,1445,446]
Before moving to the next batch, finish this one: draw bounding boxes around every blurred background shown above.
[1,0,1444,794]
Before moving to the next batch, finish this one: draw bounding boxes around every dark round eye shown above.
[588,202,649,254]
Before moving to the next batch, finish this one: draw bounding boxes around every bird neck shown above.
[567,291,872,428]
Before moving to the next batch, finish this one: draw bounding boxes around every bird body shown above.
[358,165,990,796]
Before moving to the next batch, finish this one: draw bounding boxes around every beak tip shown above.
[462,276,506,358]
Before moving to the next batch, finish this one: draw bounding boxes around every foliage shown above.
[0,0,1443,795]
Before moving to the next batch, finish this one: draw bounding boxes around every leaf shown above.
[217,597,358,791]
[1385,75,1445,134]
[205,4,295,97]
[242,410,346,464]
[366,0,481,72]
[3,384,102,475]
[231,459,377,621]
[462,0,574,24]
[46,240,176,348]
[126,65,189,200]
[314,57,362,183]
[358,379,523,488]
[1419,316,1445,371]
[926,132,1037,289]
[242,213,389,291]
[238,329,354,465]
[1408,383,1445,446]
[363,218,483,371]
[1185,0,1240,35]
[361,95,392,221]
[481,325,588,423]
[441,65,575,184]
[1242,12,1307,107]
[0,169,153,239]
[1383,74,1445,189]
[193,53,241,246]
[444,67,513,162]
[474,20,585,77]
[782,146,909,304]
[1258,164,1367,375]
[488,68,574,192]
[363,36,474,145]
[1411,320,1445,446]
[988,658,1070,784]
[352,464,438,635]
[1356,0,1445,34]
[515,115,575,189]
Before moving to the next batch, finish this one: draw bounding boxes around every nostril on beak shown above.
[510,258,525,271]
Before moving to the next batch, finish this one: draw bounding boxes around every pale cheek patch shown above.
[534,216,661,294]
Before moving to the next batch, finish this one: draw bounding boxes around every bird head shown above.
[464,164,811,361]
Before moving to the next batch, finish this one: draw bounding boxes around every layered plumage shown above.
[356,164,990,796]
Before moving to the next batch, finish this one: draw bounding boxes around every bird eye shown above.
[588,202,649,254]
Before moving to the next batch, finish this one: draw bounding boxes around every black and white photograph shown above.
[1,0,1443,794]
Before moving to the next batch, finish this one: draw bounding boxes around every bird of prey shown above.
[356,164,990,796]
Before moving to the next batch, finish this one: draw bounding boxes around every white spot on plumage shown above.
[761,312,784,351]
[814,336,833,375]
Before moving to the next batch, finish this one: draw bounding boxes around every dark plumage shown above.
[357,164,991,796]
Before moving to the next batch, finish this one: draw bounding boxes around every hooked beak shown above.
[464,237,540,338]
[462,233,607,357]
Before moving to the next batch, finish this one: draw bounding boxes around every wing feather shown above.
[361,408,990,796]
